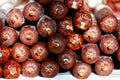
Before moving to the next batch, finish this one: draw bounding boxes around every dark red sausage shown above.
[19,25,39,46]
[67,33,84,50]
[23,2,44,21]
[95,56,114,76]
[58,17,74,37]
[72,61,92,79]
[3,60,21,79]
[0,27,18,46]
[7,9,25,28]
[30,42,49,62]
[95,5,118,33]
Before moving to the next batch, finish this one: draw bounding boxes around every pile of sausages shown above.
[0,0,120,79]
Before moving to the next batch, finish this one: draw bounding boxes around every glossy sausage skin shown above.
[95,56,114,76]
[95,7,118,33]
[0,27,18,46]
[74,10,92,30]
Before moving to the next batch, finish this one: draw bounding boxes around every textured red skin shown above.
[7,9,24,28]
[58,49,76,70]
[100,34,119,55]
[47,33,66,54]
[74,10,92,30]
[23,2,44,21]
[95,56,114,76]
[22,59,40,78]
[49,1,68,19]
[41,58,59,77]
[30,42,49,62]
[0,27,18,47]
[11,42,30,63]
[67,33,84,50]
[81,43,100,64]
[37,0,52,4]
[72,61,92,79]
[65,0,83,10]
[37,15,57,37]
[0,45,10,64]
[58,17,74,37]
[19,25,39,46]
[3,60,21,79]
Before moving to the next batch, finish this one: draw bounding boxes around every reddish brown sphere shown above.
[95,7,118,33]
[30,42,49,62]
[37,15,57,37]
[0,27,18,46]
[11,43,30,63]
[81,43,100,64]
[49,1,68,19]
[67,33,84,50]
[83,24,102,43]
[37,0,52,4]
[74,10,92,30]
[95,56,114,76]
[0,45,10,64]
[100,14,118,33]
[19,25,39,46]
[65,0,83,10]
[23,2,44,21]
[3,60,21,79]
[7,8,25,28]
[100,34,119,55]
[41,58,59,77]
[58,49,76,70]
[47,33,66,54]
[58,17,74,36]
[72,61,92,79]
[22,59,40,78]
[0,65,2,78]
